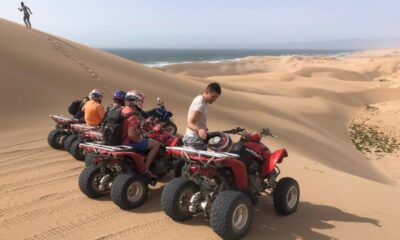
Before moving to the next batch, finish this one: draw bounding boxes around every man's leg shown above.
[183,135,207,150]
[145,140,160,171]
[26,16,31,28]
[23,17,28,28]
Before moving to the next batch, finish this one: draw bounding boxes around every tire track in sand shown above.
[0,168,80,197]
[23,208,120,240]
[0,194,85,229]
[95,217,176,240]
[0,189,80,217]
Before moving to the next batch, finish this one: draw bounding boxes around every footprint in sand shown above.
[304,166,324,173]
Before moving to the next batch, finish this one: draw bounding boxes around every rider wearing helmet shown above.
[82,89,105,126]
[121,90,160,175]
[106,90,126,112]
[183,82,221,150]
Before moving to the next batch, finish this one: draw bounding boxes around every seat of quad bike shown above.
[166,146,239,159]
[71,123,99,131]
[80,142,150,154]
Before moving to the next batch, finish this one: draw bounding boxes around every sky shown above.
[1,0,400,48]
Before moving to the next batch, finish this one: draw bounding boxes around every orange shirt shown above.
[83,100,105,126]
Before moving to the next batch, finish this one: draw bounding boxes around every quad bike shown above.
[78,125,183,210]
[141,97,177,135]
[68,124,102,161]
[47,115,81,149]
[161,127,300,240]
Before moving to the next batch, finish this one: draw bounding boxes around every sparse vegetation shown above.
[377,78,390,82]
[365,104,379,111]
[349,122,400,158]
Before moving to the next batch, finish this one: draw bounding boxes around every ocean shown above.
[102,49,353,67]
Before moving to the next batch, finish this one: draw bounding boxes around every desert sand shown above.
[1,18,400,239]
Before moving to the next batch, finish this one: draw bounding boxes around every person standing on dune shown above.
[18,2,33,29]
[183,82,221,150]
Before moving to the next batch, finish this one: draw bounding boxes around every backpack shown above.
[101,106,135,146]
[68,100,82,116]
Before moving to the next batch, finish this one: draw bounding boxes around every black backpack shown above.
[101,106,135,146]
[68,100,82,116]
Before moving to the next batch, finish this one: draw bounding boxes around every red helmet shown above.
[208,132,232,152]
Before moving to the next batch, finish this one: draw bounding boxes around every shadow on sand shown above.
[183,199,380,240]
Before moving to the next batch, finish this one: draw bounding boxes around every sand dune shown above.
[1,18,400,239]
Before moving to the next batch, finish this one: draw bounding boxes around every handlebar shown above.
[222,127,246,134]
[222,127,277,138]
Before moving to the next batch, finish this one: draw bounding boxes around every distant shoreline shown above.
[102,48,356,67]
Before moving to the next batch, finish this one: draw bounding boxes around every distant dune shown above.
[1,18,400,240]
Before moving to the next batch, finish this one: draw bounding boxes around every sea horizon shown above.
[102,48,356,67]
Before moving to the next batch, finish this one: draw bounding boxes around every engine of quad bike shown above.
[188,174,221,217]
[149,147,171,176]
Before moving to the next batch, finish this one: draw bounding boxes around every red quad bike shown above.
[161,127,300,240]
[68,124,102,161]
[47,115,81,149]
[78,125,184,210]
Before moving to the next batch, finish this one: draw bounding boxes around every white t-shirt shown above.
[185,95,208,137]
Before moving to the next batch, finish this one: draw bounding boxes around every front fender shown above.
[261,148,288,177]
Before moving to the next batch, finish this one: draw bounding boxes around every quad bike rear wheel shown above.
[64,134,77,151]
[111,173,148,210]
[273,177,300,215]
[69,139,85,161]
[210,191,254,240]
[48,129,68,149]
[161,177,199,221]
[79,166,109,198]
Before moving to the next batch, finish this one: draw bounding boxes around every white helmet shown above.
[125,90,145,109]
[208,132,233,152]
[88,89,103,101]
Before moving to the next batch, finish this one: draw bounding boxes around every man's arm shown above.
[27,7,32,14]
[188,111,207,139]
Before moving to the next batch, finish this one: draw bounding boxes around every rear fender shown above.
[261,148,288,177]
[222,159,248,190]
[111,152,146,174]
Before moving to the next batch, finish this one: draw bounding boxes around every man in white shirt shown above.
[183,82,221,150]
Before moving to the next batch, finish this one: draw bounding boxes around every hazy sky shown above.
[1,0,399,48]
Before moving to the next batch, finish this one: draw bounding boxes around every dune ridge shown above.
[1,18,400,239]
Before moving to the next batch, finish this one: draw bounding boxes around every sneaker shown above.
[144,171,158,186]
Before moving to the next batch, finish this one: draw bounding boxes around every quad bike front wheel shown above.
[69,139,85,161]
[78,166,109,198]
[210,191,254,240]
[273,177,300,215]
[111,173,149,210]
[48,129,68,149]
[161,177,199,221]
[64,134,78,151]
